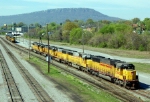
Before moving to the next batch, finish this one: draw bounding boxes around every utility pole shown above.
[28,25,31,59]
[81,25,85,53]
[82,31,84,53]
[47,24,50,73]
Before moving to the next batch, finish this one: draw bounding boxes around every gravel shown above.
[0,43,38,102]
[0,66,8,102]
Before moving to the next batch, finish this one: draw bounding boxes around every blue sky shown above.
[0,0,149,20]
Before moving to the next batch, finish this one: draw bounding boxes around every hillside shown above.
[0,8,122,26]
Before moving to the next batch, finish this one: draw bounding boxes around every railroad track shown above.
[0,50,24,102]
[133,89,150,99]
[0,38,53,102]
[1,36,148,102]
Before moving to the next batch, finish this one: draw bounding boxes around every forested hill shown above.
[0,8,121,26]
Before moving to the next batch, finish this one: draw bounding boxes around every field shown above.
[133,63,150,73]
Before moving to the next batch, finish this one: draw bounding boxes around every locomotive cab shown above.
[79,53,92,68]
[116,63,136,80]
[115,63,139,88]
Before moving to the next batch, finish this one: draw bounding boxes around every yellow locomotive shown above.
[6,33,16,42]
[89,56,138,88]
[31,42,40,53]
[31,42,139,89]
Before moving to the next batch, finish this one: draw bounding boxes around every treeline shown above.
[1,17,150,51]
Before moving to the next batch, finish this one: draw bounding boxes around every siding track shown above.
[0,39,53,102]
[0,50,24,102]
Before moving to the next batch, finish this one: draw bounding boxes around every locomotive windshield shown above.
[124,64,135,70]
[116,63,135,70]
[82,54,91,59]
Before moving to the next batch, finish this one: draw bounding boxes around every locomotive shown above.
[31,42,139,89]
[6,32,16,42]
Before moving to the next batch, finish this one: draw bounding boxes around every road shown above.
[17,38,150,90]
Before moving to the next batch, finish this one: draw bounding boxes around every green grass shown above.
[29,56,121,102]
[133,63,150,74]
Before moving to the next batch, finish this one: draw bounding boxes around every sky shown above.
[0,0,150,20]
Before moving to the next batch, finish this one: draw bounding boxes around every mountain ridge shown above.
[0,8,122,26]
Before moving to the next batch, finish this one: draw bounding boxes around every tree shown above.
[145,20,150,31]
[101,20,111,24]
[63,22,78,31]
[122,20,132,26]
[132,18,140,24]
[88,34,108,47]
[74,20,78,23]
[114,23,132,33]
[46,23,56,32]
[17,22,25,27]
[65,19,71,22]
[70,28,82,44]
[99,24,115,34]
[143,18,150,23]
[86,19,94,25]
[70,28,93,45]
[34,23,41,28]
[12,22,17,28]
[143,18,150,31]
[86,19,95,27]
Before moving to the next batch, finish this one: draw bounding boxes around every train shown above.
[31,42,139,89]
[6,32,16,42]
[5,31,21,42]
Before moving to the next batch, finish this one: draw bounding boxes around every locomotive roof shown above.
[91,56,125,66]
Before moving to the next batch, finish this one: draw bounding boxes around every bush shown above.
[98,42,107,48]
[139,45,145,51]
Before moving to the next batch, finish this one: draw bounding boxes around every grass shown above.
[29,56,121,102]
[133,63,150,74]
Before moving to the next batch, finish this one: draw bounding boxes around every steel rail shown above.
[0,50,24,102]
